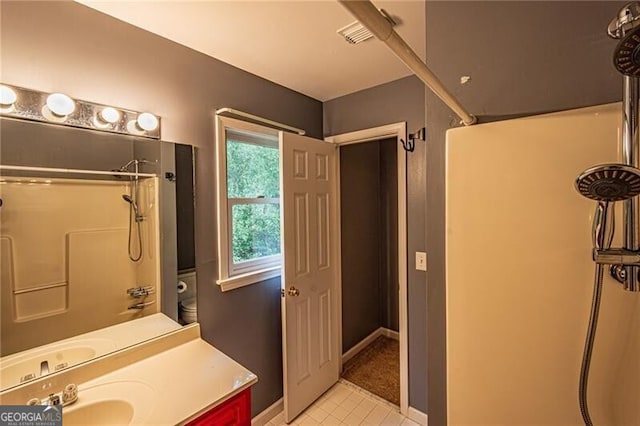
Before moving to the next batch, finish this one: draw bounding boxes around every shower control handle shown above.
[610,265,627,284]
[127,286,155,298]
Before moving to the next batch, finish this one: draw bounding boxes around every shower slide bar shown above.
[0,165,156,178]
[215,107,306,135]
[338,0,477,126]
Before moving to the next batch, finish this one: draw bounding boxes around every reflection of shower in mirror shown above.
[0,117,197,392]
[0,173,162,357]
[118,159,155,262]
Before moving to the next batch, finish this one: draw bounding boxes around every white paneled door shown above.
[280,132,339,423]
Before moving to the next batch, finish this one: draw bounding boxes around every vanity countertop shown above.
[1,313,183,391]
[3,313,182,363]
[69,338,258,425]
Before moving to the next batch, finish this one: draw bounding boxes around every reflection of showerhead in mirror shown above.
[122,193,143,262]
[118,158,155,173]
[122,194,142,222]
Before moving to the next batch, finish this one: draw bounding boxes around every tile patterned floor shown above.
[266,381,419,426]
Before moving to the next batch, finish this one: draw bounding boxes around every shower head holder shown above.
[593,247,640,266]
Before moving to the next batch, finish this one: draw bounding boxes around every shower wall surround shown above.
[0,177,160,355]
[445,103,639,425]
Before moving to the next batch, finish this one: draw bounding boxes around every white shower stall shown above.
[446,103,640,425]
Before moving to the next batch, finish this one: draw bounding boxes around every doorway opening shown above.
[326,123,408,414]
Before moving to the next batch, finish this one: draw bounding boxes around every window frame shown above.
[215,115,282,291]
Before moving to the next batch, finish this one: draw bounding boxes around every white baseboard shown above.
[251,398,283,426]
[381,327,399,340]
[342,328,383,363]
[342,326,400,364]
[408,406,428,426]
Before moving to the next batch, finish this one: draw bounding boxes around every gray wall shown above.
[340,141,382,351]
[1,1,322,416]
[379,138,398,332]
[323,75,427,411]
[0,118,137,172]
[340,138,399,353]
[175,144,196,273]
[424,2,625,425]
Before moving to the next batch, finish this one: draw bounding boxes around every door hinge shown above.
[281,289,285,298]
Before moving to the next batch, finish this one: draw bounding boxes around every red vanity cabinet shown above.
[186,388,251,426]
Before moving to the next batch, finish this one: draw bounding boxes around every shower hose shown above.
[579,263,604,426]
[127,207,143,262]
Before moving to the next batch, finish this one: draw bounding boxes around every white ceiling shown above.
[75,1,425,101]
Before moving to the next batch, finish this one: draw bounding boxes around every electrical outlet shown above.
[416,252,427,271]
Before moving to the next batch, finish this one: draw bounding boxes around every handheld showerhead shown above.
[122,194,134,204]
[576,164,640,251]
[575,163,640,202]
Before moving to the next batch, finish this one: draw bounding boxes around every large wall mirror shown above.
[0,117,197,391]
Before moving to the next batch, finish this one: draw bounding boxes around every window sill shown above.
[216,266,282,292]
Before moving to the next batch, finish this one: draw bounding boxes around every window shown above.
[216,116,281,291]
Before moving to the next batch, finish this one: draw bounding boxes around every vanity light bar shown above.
[0,83,161,139]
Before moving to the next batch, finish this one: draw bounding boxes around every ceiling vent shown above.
[337,9,396,44]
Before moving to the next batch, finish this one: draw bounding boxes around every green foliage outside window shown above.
[231,204,281,263]
[227,139,281,264]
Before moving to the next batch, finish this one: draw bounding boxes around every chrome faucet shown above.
[128,300,155,310]
[27,384,78,407]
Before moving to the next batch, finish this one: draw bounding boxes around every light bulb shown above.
[98,107,120,124]
[46,93,75,117]
[0,85,17,107]
[136,112,158,131]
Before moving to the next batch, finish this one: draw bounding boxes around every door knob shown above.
[287,286,300,297]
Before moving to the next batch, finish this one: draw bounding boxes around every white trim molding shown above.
[382,327,399,341]
[251,398,284,426]
[408,406,429,426]
[326,122,409,416]
[215,115,282,291]
[324,122,407,146]
[342,327,400,364]
[342,328,384,364]
[217,266,281,292]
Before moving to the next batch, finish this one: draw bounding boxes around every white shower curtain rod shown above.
[215,107,306,135]
[0,165,156,178]
[338,0,477,126]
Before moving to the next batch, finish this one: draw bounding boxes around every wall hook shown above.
[400,127,426,152]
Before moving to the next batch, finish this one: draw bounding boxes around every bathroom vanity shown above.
[185,387,251,425]
[0,323,257,425]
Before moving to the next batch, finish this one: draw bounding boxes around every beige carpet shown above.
[341,336,399,405]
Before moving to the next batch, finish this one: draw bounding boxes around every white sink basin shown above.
[63,380,155,426]
[1,338,116,388]
[64,400,134,425]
